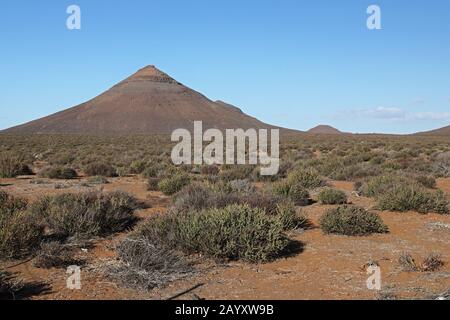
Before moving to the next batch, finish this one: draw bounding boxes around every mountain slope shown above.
[415,125,450,136]
[3,66,279,134]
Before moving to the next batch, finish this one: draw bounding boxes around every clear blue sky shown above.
[1,0,449,133]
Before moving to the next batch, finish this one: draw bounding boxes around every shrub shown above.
[129,160,148,174]
[147,178,160,191]
[30,191,138,238]
[421,253,444,272]
[276,201,309,231]
[0,192,44,260]
[287,168,325,189]
[398,253,444,272]
[272,180,310,206]
[138,204,290,263]
[398,253,418,271]
[319,205,388,236]
[359,175,449,214]
[219,165,255,181]
[200,165,220,175]
[228,179,255,195]
[142,163,166,178]
[33,242,79,269]
[358,175,408,198]
[109,237,194,290]
[433,152,450,177]
[376,185,449,214]
[318,188,348,205]
[0,152,32,178]
[84,162,117,177]
[173,183,216,212]
[38,166,77,179]
[158,174,190,196]
[415,175,436,189]
[86,176,109,185]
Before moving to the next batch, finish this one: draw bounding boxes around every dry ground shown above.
[1,175,449,300]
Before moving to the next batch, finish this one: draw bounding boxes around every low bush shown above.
[398,253,418,271]
[142,162,166,178]
[318,188,348,205]
[172,182,301,225]
[86,176,109,185]
[84,162,117,177]
[228,179,255,195]
[147,177,160,191]
[272,180,310,206]
[421,253,445,272]
[200,165,220,175]
[137,204,290,263]
[30,191,139,238]
[414,175,436,189]
[0,192,44,260]
[109,237,194,290]
[359,175,448,214]
[158,174,190,196]
[398,252,444,272]
[0,152,32,178]
[38,166,77,179]
[376,185,448,214]
[219,165,255,181]
[33,242,80,269]
[319,205,388,236]
[275,201,309,231]
[287,167,325,189]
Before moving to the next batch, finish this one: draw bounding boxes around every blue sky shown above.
[1,0,449,133]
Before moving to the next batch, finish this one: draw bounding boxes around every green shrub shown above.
[84,162,117,177]
[138,204,289,263]
[0,152,32,178]
[219,165,255,181]
[318,188,348,204]
[275,201,309,231]
[129,160,148,174]
[158,174,190,196]
[358,175,405,198]
[86,176,109,185]
[30,191,139,238]
[376,185,448,214]
[0,192,44,260]
[142,163,166,178]
[287,167,325,189]
[38,166,77,179]
[319,205,388,236]
[272,180,310,206]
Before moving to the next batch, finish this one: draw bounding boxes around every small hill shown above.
[3,66,282,135]
[415,125,450,136]
[307,125,343,135]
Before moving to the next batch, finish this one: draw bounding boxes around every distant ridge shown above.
[3,66,288,135]
[415,124,450,136]
[307,125,343,135]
